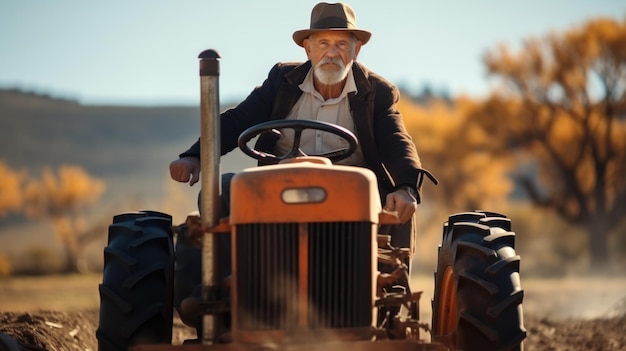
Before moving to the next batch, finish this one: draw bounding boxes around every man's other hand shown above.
[383,189,417,223]
[169,156,201,186]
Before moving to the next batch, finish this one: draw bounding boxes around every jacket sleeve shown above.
[370,76,426,197]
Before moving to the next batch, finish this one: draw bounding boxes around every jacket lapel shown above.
[271,62,310,120]
[350,63,393,193]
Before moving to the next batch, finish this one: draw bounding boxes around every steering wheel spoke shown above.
[237,120,358,163]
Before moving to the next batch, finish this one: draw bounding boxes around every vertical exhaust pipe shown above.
[198,48,221,344]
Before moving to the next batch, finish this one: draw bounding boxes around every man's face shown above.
[304,31,362,85]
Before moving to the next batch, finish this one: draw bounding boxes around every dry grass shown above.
[0,273,101,312]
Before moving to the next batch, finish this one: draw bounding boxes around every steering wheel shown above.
[237,119,358,163]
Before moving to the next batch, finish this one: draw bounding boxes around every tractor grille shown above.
[235,222,373,331]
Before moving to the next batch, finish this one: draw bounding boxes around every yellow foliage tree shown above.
[0,160,25,217]
[399,96,514,213]
[472,16,626,268]
[24,165,106,272]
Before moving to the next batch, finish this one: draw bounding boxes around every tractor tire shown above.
[97,210,175,351]
[432,211,526,351]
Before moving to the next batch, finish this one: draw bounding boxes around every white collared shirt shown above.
[274,67,365,166]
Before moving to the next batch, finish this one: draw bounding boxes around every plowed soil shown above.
[0,274,624,351]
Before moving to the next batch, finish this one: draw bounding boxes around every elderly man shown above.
[171,2,431,239]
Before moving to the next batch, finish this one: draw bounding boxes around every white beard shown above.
[314,57,353,85]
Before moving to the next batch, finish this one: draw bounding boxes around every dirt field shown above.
[0,274,624,350]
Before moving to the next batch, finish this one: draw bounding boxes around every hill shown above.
[0,89,254,263]
[1,89,200,174]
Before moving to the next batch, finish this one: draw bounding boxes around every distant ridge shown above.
[0,89,252,215]
[0,88,247,172]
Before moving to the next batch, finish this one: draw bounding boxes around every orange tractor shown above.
[96,50,526,351]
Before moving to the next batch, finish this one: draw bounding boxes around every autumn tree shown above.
[399,96,514,214]
[0,160,25,217]
[24,165,106,273]
[470,17,626,269]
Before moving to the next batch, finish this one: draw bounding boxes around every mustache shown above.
[317,57,345,68]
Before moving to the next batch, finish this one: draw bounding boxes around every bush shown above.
[0,253,11,277]
[15,245,65,275]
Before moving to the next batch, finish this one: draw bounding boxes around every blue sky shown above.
[1,1,625,106]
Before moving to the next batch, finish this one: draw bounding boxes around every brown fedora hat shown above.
[292,2,372,47]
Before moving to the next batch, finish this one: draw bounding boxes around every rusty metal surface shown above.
[199,49,223,344]
[131,339,449,351]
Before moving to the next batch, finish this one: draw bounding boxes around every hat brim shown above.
[292,28,371,47]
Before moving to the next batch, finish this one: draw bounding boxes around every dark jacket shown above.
[180,61,427,201]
